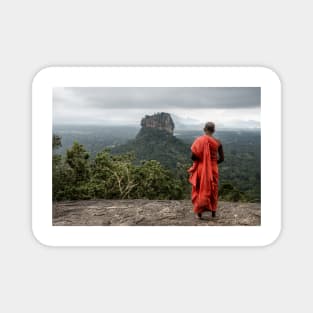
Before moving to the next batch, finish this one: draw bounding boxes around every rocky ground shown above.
[53,199,261,226]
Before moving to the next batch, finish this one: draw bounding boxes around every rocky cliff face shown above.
[140,112,175,135]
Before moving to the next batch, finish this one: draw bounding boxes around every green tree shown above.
[52,134,75,201]
[52,141,91,200]
[66,141,90,183]
[53,134,62,150]
[89,150,138,199]
[133,160,184,200]
[219,182,247,202]
[53,134,63,200]
[52,140,192,201]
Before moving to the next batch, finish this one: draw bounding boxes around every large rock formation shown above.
[112,111,189,169]
[140,112,175,135]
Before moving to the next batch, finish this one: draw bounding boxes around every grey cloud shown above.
[53,87,260,110]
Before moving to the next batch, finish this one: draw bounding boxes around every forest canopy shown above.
[53,132,260,203]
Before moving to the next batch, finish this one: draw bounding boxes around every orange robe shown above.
[188,135,220,213]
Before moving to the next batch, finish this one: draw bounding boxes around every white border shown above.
[32,67,281,247]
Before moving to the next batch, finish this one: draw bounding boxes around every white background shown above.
[0,0,311,312]
[33,67,281,247]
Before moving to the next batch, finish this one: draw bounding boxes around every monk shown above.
[188,122,224,219]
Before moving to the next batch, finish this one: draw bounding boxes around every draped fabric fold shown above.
[188,135,219,213]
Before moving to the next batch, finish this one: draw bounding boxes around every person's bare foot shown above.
[196,213,202,220]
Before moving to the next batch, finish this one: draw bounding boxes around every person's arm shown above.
[217,144,224,164]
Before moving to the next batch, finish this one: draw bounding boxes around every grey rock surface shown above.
[53,200,261,226]
[140,112,175,134]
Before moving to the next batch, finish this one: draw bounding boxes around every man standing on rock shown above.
[188,122,224,219]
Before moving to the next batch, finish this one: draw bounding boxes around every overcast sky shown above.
[53,87,261,128]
